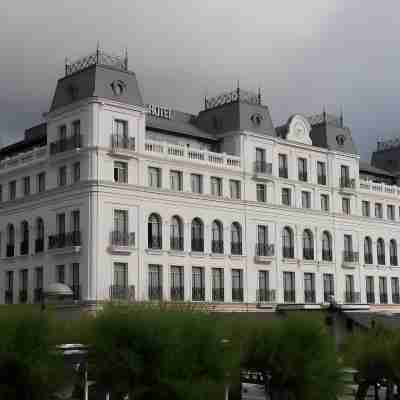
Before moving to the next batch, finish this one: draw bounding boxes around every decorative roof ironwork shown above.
[204,88,261,110]
[376,138,400,152]
[307,112,342,127]
[65,48,128,76]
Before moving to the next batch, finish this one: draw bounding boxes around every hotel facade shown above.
[2,49,400,311]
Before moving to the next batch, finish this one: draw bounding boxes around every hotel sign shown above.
[147,104,174,120]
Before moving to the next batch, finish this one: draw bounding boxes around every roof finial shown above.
[204,95,207,110]
[322,106,327,123]
[340,106,344,127]
[96,41,100,64]
[258,87,261,104]
[124,47,128,69]
[236,80,240,100]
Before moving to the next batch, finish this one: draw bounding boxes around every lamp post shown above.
[221,338,230,400]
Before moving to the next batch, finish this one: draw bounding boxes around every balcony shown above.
[212,288,224,302]
[50,134,82,156]
[20,240,29,256]
[19,289,28,304]
[391,256,398,266]
[378,255,386,266]
[48,231,81,254]
[324,291,335,303]
[5,290,13,304]
[192,287,205,301]
[110,285,135,301]
[322,249,333,262]
[109,231,135,254]
[35,238,44,253]
[284,290,296,303]
[380,293,388,304]
[279,168,288,179]
[282,247,294,259]
[255,244,274,263]
[191,238,204,253]
[304,290,316,304]
[211,240,224,254]
[6,245,14,258]
[340,177,356,190]
[33,288,43,304]
[342,251,359,267]
[232,288,244,302]
[253,161,272,179]
[364,253,373,265]
[231,242,242,256]
[148,285,163,301]
[366,292,375,304]
[148,236,162,251]
[170,286,184,301]
[144,140,241,170]
[303,248,314,261]
[393,294,400,304]
[344,291,361,304]
[111,134,135,156]
[257,289,275,303]
[170,237,184,252]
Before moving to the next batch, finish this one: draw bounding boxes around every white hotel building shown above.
[2,49,400,311]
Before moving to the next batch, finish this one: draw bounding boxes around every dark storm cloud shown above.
[1,0,399,160]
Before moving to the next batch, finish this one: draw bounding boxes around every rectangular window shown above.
[170,266,184,301]
[342,197,351,215]
[362,201,370,217]
[282,188,291,206]
[56,265,65,284]
[258,270,271,302]
[278,154,288,178]
[191,174,203,194]
[283,271,295,303]
[58,166,67,186]
[20,269,28,291]
[170,170,183,191]
[57,213,66,235]
[71,210,80,232]
[366,276,375,304]
[114,161,128,183]
[37,172,46,193]
[391,277,400,304]
[35,267,43,289]
[229,180,241,199]
[345,275,355,302]
[231,269,243,302]
[72,120,81,137]
[301,191,311,209]
[317,161,326,185]
[255,148,266,172]
[321,194,329,212]
[257,225,268,245]
[375,203,383,218]
[148,264,162,300]
[304,273,315,303]
[387,205,395,220]
[71,263,80,288]
[379,277,388,304]
[298,158,307,181]
[9,180,16,200]
[5,271,13,304]
[344,234,353,254]
[73,162,80,183]
[114,209,128,233]
[340,165,350,187]
[59,125,67,141]
[114,262,128,287]
[148,167,161,188]
[210,176,223,197]
[192,266,205,301]
[114,119,128,136]
[323,273,334,302]
[256,183,266,202]
[212,268,224,301]
[23,176,30,196]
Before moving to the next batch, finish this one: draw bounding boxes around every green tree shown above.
[0,306,66,400]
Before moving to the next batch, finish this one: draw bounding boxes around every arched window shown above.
[231,222,242,255]
[282,227,294,258]
[364,237,372,264]
[390,239,398,266]
[36,218,45,253]
[377,238,385,265]
[6,224,15,257]
[211,220,223,253]
[20,221,29,255]
[170,216,183,251]
[191,218,204,252]
[148,213,162,249]
[303,229,314,260]
[322,231,332,261]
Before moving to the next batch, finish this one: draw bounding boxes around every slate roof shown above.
[359,161,395,177]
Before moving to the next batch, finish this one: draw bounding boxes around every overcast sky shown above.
[1,0,400,160]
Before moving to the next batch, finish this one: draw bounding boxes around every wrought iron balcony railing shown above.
[109,285,135,301]
[148,285,163,301]
[33,288,43,304]
[6,245,14,258]
[170,237,184,251]
[148,236,162,250]
[211,240,224,254]
[391,256,398,266]
[192,287,205,301]
[48,231,81,249]
[254,161,272,175]
[343,251,359,263]
[19,289,28,304]
[231,242,242,255]
[71,284,81,301]
[366,292,375,304]
[279,168,288,178]
[304,290,316,304]
[50,134,82,155]
[20,240,29,256]
[35,238,44,253]
[5,290,13,304]
[232,288,244,302]
[378,255,386,266]
[191,238,204,252]
[111,134,135,152]
[284,290,296,303]
[256,243,275,257]
[340,177,356,189]
[392,294,400,304]
[380,293,388,304]
[257,289,275,303]
[344,291,360,304]
[324,291,335,303]
[170,286,184,301]
[364,253,373,264]
[298,172,308,182]
[282,247,294,259]
[322,249,332,261]
[212,287,224,302]
[303,248,314,260]
[110,231,135,247]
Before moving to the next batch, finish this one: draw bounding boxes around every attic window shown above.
[336,134,346,146]
[111,80,126,96]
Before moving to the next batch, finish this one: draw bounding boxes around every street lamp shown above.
[221,339,231,400]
